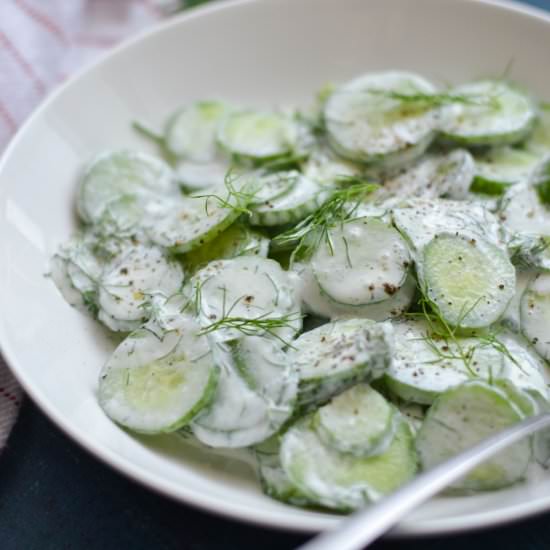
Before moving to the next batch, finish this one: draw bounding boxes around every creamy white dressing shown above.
[325,72,439,160]
[311,217,410,306]
[292,262,415,321]
[98,243,184,328]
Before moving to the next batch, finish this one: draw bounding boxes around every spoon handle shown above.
[299,413,550,550]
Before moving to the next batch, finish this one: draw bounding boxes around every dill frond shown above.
[271,181,378,255]
[192,169,257,216]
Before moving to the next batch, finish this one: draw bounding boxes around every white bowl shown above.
[1,0,550,536]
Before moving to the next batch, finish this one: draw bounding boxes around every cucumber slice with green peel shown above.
[254,437,312,505]
[230,335,297,407]
[98,314,219,434]
[53,232,105,301]
[77,150,177,230]
[324,71,439,168]
[289,319,393,409]
[420,233,516,328]
[96,243,184,332]
[192,256,302,343]
[50,254,92,313]
[472,147,540,193]
[313,384,397,457]
[531,154,550,205]
[217,110,299,162]
[183,223,269,273]
[391,198,504,253]
[501,270,536,332]
[385,320,508,405]
[375,149,475,202]
[292,262,416,321]
[310,217,410,306]
[500,182,550,237]
[280,415,417,510]
[416,381,531,492]
[526,104,550,154]
[177,161,230,192]
[439,81,537,146]
[145,181,246,253]
[303,146,364,186]
[496,331,549,400]
[396,402,426,434]
[521,273,550,361]
[248,170,301,206]
[249,174,330,226]
[192,339,295,448]
[165,100,232,162]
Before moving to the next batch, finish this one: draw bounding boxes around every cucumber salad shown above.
[51,71,550,511]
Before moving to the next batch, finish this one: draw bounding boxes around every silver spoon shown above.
[299,413,550,550]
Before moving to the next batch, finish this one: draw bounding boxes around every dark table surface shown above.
[3,0,550,548]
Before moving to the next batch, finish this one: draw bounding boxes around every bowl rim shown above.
[1,0,550,537]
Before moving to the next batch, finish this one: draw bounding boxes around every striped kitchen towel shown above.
[0,0,182,450]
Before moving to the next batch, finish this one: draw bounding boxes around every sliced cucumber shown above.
[97,243,184,332]
[324,71,439,168]
[313,384,397,457]
[420,233,516,328]
[526,103,550,154]
[416,381,531,491]
[249,174,330,226]
[310,217,410,306]
[377,149,475,201]
[392,198,504,253]
[289,319,393,409]
[230,335,297,406]
[146,182,245,253]
[280,415,417,510]
[98,313,219,433]
[292,262,416,321]
[385,320,507,405]
[192,338,295,448]
[439,80,536,146]
[521,273,550,361]
[77,150,177,230]
[217,110,298,162]
[496,330,549,401]
[510,235,550,272]
[500,181,550,237]
[397,402,426,434]
[51,232,106,313]
[472,147,540,193]
[165,100,232,162]
[501,270,536,332]
[182,223,269,274]
[248,170,301,206]
[254,437,311,505]
[192,256,301,343]
[303,146,364,186]
[531,154,550,205]
[177,161,229,192]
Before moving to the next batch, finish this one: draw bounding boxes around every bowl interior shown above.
[1,0,550,535]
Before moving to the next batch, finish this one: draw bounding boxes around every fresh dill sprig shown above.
[271,181,379,255]
[366,89,498,109]
[510,237,550,270]
[199,311,302,349]
[410,290,522,378]
[412,293,480,377]
[192,169,258,216]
